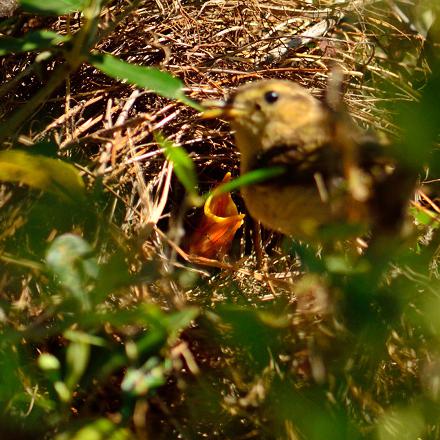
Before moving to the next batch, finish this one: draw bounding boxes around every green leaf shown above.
[135,327,168,356]
[133,305,197,356]
[0,150,85,202]
[38,353,61,371]
[324,255,369,275]
[282,238,326,274]
[316,221,366,241]
[54,381,71,403]
[410,205,440,228]
[216,305,284,370]
[20,0,87,15]
[89,52,202,109]
[377,406,424,440]
[122,357,173,396]
[0,30,68,56]
[396,66,440,169]
[211,167,286,197]
[65,341,90,390]
[156,133,199,199]
[45,234,99,309]
[55,418,131,440]
[64,330,107,347]
[38,353,62,384]
[164,307,199,335]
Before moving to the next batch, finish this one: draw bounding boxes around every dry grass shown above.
[2,0,422,292]
[1,0,437,438]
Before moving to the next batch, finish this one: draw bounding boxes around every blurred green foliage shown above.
[1,1,440,439]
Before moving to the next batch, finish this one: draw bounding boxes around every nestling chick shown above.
[203,79,408,241]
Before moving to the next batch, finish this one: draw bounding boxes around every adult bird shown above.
[203,79,411,243]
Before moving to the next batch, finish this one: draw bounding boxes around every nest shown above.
[0,2,436,437]
[0,0,425,305]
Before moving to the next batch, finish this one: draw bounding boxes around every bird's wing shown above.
[251,143,340,185]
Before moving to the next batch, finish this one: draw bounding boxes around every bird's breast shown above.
[241,183,338,238]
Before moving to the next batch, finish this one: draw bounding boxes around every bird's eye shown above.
[264,91,279,104]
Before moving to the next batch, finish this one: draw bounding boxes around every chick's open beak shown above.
[201,100,246,120]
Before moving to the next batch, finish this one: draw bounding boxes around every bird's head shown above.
[202,80,330,166]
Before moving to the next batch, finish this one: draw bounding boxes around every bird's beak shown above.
[201,100,247,120]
